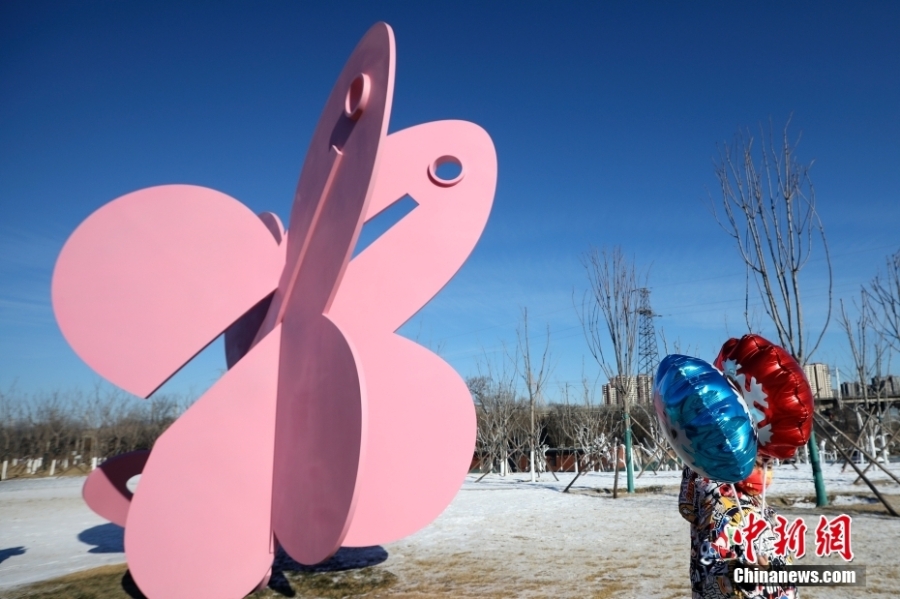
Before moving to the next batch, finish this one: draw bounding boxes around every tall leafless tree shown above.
[469,354,519,478]
[711,116,832,505]
[0,384,191,478]
[658,327,697,358]
[853,251,900,474]
[838,291,893,461]
[555,383,602,472]
[711,117,833,365]
[509,307,552,482]
[839,294,880,408]
[578,246,640,401]
[869,249,900,352]
[577,245,641,493]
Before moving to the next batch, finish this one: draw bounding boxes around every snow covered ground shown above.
[1,462,898,597]
[0,476,128,591]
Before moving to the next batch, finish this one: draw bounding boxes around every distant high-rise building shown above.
[887,375,900,396]
[870,375,900,397]
[602,374,653,405]
[803,363,833,399]
[838,375,899,398]
[841,381,864,398]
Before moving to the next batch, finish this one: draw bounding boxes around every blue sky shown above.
[2,2,898,402]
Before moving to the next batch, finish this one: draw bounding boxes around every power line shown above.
[417,243,899,361]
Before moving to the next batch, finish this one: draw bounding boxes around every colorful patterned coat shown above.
[679,467,798,599]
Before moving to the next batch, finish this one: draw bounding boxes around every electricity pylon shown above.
[637,288,659,381]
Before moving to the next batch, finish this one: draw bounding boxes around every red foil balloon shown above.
[714,334,814,459]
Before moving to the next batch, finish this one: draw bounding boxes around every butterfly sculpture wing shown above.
[52,185,284,399]
[331,120,496,545]
[51,186,286,598]
[82,450,149,527]
[126,326,281,599]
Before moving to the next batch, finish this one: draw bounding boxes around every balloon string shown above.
[761,459,769,513]
[728,483,742,529]
[713,482,749,565]
[728,482,751,564]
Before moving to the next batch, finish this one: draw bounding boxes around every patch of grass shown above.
[587,579,629,599]
[2,563,397,599]
[251,567,398,598]
[0,564,135,599]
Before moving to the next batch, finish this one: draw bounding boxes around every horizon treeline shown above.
[1,376,896,479]
[0,384,193,469]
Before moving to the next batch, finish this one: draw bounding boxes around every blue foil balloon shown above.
[653,354,757,482]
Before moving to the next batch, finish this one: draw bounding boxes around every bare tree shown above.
[838,294,882,409]
[508,307,552,482]
[0,385,21,460]
[506,406,533,474]
[577,245,641,493]
[552,386,609,492]
[869,250,900,351]
[0,381,197,480]
[658,327,697,358]
[711,116,832,505]
[711,116,833,364]
[555,384,601,470]
[838,292,893,463]
[469,356,519,478]
[578,247,639,395]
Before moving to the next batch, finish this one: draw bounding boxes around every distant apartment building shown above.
[872,375,900,396]
[841,375,900,398]
[602,374,653,405]
[803,363,833,399]
[840,381,864,399]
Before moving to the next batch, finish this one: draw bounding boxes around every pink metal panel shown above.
[256,211,285,245]
[125,325,281,599]
[51,186,284,398]
[340,335,475,546]
[269,21,394,565]
[332,120,496,546]
[224,212,287,369]
[252,22,395,344]
[272,315,365,564]
[82,450,149,527]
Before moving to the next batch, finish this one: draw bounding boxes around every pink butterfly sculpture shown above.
[52,22,496,599]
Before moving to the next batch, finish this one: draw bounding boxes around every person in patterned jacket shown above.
[679,463,797,599]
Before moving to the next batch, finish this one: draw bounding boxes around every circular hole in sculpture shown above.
[344,73,370,120]
[427,155,464,187]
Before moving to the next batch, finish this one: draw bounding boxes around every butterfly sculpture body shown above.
[52,23,496,599]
